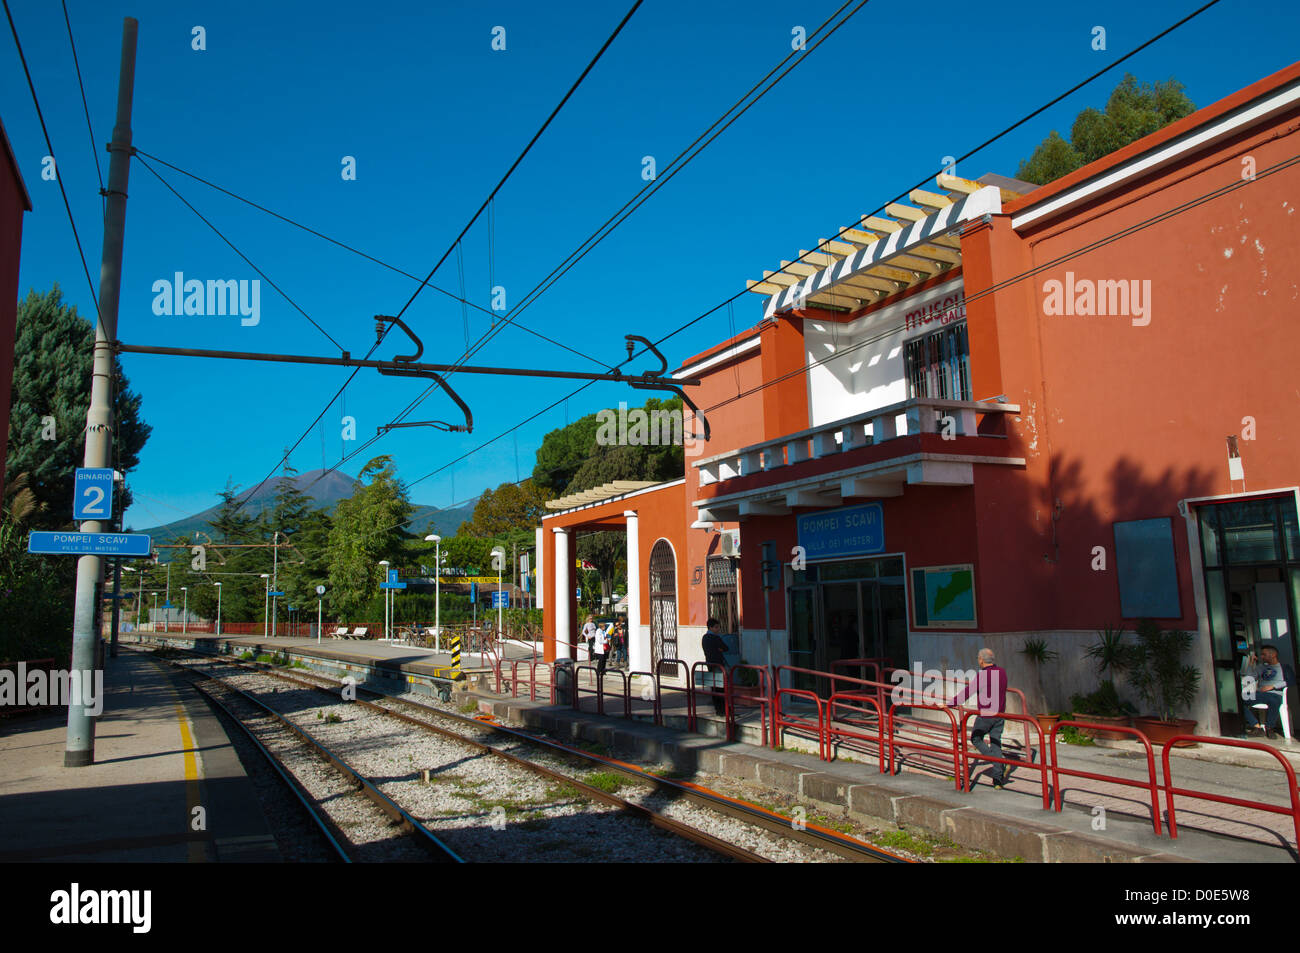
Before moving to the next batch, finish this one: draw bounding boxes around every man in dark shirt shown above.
[951,647,1010,789]
[702,617,728,715]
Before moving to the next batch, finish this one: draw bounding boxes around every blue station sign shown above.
[29,531,151,557]
[796,502,885,560]
[73,468,115,521]
[491,590,509,608]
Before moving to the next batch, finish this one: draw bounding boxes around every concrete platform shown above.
[467,689,1300,864]
[0,650,280,862]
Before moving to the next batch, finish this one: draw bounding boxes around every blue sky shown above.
[5,0,1297,531]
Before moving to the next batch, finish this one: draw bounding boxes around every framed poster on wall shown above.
[911,564,977,628]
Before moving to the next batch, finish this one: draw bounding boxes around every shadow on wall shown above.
[942,451,1219,719]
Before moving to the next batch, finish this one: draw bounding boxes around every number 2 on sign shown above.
[82,485,106,516]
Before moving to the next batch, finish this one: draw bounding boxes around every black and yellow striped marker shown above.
[449,634,462,680]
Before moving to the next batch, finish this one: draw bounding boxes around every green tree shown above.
[6,286,152,528]
[457,479,553,539]
[1017,75,1196,185]
[327,456,413,619]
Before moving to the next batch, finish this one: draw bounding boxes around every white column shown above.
[553,527,571,660]
[535,526,545,610]
[625,510,648,672]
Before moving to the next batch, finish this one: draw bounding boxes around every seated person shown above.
[1241,645,1295,737]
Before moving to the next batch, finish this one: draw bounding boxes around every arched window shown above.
[649,540,677,667]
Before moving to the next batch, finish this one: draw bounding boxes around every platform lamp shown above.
[181,587,188,635]
[491,546,506,642]
[378,560,391,641]
[215,582,222,636]
[261,574,270,636]
[425,535,441,649]
[151,592,158,633]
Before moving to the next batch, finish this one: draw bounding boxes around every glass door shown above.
[788,585,818,692]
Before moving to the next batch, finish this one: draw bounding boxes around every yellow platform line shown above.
[173,702,206,862]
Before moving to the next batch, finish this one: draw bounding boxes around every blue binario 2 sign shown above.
[796,503,885,560]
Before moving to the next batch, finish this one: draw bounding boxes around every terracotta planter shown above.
[1073,713,1132,741]
[1034,713,1062,734]
[1133,716,1198,748]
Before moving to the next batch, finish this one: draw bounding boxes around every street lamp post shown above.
[491,546,506,645]
[215,582,223,636]
[271,530,281,637]
[261,574,270,635]
[425,535,441,650]
[151,592,158,633]
[378,560,390,641]
[164,562,171,633]
[181,587,188,635]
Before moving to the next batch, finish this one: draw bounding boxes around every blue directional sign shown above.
[269,591,286,597]
[491,590,509,608]
[796,502,885,560]
[387,569,399,584]
[162,601,173,609]
[73,468,115,521]
[380,581,407,590]
[29,531,151,557]
[470,581,478,601]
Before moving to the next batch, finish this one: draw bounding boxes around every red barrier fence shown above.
[957,710,1050,808]
[1162,737,1300,846]
[1049,720,1163,835]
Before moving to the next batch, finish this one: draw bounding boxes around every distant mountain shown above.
[131,469,480,543]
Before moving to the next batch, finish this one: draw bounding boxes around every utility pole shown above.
[272,529,279,637]
[65,17,137,767]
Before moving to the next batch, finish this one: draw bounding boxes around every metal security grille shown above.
[706,555,739,634]
[905,322,971,401]
[649,540,677,667]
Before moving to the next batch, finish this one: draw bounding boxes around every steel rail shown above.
[169,644,904,863]
[182,673,354,863]
[150,649,464,863]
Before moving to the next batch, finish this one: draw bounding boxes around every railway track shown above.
[164,655,463,863]
[141,647,773,863]
[144,644,907,863]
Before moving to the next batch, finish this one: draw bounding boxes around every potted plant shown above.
[1074,626,1136,739]
[1069,680,1136,740]
[1019,636,1061,732]
[1126,619,1201,746]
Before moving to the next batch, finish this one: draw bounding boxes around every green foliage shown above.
[1016,74,1195,185]
[0,519,73,662]
[1069,679,1135,718]
[6,286,152,529]
[584,771,625,794]
[456,480,552,540]
[327,456,413,618]
[531,397,685,495]
[1056,724,1095,746]
[1019,637,1059,665]
[1125,619,1201,722]
[1083,625,1132,676]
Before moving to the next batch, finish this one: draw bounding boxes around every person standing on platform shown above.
[593,622,610,682]
[702,617,728,715]
[581,617,598,661]
[951,648,1010,789]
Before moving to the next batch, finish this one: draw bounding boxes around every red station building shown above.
[537,61,1300,737]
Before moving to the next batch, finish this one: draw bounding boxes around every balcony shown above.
[692,397,1024,520]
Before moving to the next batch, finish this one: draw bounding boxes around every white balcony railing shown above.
[694,397,1019,487]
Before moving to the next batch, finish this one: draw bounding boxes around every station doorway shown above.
[787,555,909,694]
[1194,493,1299,736]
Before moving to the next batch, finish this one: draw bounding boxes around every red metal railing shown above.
[691,662,730,736]
[1162,736,1300,846]
[1047,720,1162,834]
[957,710,1049,807]
[775,686,827,761]
[654,659,694,731]
[826,692,886,773]
[728,664,773,748]
[889,702,962,789]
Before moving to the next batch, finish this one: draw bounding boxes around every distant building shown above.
[537,61,1300,737]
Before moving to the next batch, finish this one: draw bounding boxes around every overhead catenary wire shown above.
[61,0,103,218]
[128,148,607,368]
[346,130,1293,550]
[210,2,642,513]
[3,0,101,326]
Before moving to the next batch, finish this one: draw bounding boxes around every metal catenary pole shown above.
[65,17,138,767]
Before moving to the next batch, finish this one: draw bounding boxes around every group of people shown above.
[581,617,627,678]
